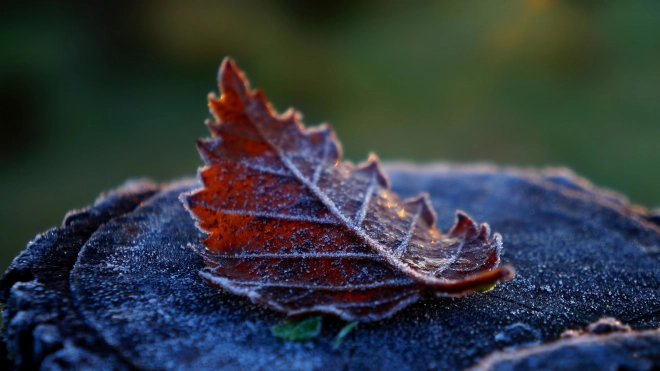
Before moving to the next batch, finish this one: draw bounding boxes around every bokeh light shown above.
[1,0,659,272]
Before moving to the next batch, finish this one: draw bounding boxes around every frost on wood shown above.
[181,58,515,321]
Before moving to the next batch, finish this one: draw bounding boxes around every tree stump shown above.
[2,163,659,370]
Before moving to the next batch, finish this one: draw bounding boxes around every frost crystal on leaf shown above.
[181,58,515,322]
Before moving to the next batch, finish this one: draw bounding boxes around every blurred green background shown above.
[1,0,659,274]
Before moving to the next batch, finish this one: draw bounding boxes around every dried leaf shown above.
[181,58,515,322]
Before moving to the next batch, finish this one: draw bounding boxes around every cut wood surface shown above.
[2,163,659,370]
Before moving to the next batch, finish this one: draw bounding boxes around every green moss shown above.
[271,315,322,341]
[476,282,497,293]
[333,321,358,349]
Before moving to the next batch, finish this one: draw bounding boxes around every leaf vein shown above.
[206,252,383,260]
[311,135,330,185]
[228,280,414,290]
[395,204,422,258]
[196,202,339,224]
[354,172,376,227]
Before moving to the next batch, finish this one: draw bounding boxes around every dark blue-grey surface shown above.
[2,164,660,370]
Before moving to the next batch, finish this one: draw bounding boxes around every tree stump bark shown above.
[2,163,659,370]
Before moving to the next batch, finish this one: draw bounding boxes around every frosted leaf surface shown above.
[181,58,514,321]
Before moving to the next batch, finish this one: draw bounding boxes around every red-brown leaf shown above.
[181,58,515,322]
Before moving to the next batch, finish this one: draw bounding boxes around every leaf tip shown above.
[218,57,239,83]
[214,57,251,111]
[196,137,222,164]
[478,223,492,241]
[308,123,343,164]
[403,193,437,227]
[356,154,390,188]
[448,211,480,238]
